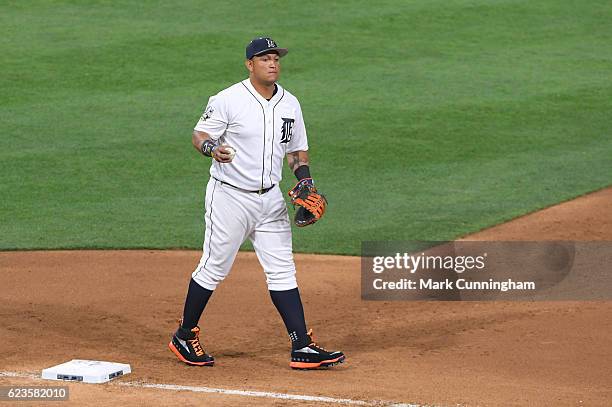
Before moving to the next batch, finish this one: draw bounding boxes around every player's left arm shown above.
[286,150,309,174]
[284,103,326,225]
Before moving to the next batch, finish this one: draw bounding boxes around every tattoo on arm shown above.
[287,151,309,172]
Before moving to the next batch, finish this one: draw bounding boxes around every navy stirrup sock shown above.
[269,288,309,349]
[181,278,214,330]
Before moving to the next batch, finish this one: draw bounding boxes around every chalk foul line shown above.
[0,370,424,406]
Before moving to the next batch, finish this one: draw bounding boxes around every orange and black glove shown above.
[287,178,327,227]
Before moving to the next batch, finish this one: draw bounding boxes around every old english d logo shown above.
[280,118,295,143]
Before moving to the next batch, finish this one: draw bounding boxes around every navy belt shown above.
[215,178,274,195]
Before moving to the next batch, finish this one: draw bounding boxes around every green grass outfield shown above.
[1,1,611,255]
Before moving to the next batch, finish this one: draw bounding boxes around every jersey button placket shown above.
[264,108,272,187]
[266,106,272,139]
[260,107,268,190]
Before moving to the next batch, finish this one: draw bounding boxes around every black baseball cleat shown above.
[290,329,345,369]
[168,323,214,366]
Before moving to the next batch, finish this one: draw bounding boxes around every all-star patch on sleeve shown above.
[194,94,229,140]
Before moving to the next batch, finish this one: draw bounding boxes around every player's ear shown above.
[245,58,254,73]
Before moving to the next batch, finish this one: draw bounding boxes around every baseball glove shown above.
[288,178,327,227]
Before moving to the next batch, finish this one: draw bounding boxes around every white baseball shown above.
[222,143,236,160]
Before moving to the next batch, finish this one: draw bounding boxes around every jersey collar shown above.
[242,79,283,105]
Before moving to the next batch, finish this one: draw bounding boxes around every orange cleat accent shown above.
[169,321,215,366]
[168,341,214,366]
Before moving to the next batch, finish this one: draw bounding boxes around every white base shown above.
[41,359,131,384]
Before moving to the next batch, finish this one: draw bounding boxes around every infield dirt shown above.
[1,188,611,406]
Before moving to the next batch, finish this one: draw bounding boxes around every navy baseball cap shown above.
[246,37,288,59]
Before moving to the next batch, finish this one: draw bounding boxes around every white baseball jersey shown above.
[194,79,309,191]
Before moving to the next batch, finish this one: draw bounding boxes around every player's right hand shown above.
[212,145,235,163]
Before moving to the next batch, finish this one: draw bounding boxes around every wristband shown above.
[294,165,311,181]
[200,140,216,157]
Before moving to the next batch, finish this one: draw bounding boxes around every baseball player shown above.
[168,37,345,370]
